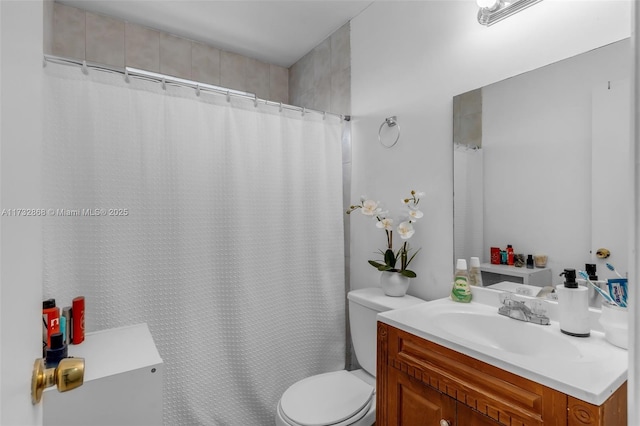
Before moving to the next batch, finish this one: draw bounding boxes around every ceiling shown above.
[58,0,374,68]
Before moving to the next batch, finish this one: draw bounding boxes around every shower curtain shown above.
[43,63,346,425]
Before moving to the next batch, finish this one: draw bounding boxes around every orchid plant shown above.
[347,190,424,278]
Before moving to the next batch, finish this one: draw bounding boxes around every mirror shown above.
[453,38,631,289]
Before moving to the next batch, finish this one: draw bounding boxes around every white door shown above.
[1,1,44,424]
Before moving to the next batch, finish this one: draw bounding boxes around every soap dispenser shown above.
[557,268,590,337]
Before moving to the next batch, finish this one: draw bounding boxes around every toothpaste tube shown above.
[607,278,628,308]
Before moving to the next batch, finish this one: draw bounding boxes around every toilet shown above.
[275,288,423,426]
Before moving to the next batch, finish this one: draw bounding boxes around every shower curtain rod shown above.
[43,54,350,122]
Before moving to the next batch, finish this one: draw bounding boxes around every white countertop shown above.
[377,287,628,405]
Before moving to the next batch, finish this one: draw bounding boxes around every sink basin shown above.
[377,291,628,406]
[427,308,583,360]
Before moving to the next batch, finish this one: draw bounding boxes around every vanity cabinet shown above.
[377,323,627,426]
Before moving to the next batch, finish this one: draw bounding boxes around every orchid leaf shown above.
[400,269,417,278]
[368,260,385,269]
[384,249,396,268]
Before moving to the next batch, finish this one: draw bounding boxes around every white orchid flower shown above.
[376,218,394,231]
[413,191,426,198]
[408,209,424,220]
[361,199,381,216]
[397,221,415,239]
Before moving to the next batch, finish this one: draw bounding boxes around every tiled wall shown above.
[47,2,289,104]
[46,2,351,115]
[453,88,482,149]
[289,23,351,115]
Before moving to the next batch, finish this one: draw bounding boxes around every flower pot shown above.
[380,271,410,297]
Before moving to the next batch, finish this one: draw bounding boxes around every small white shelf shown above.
[43,323,163,426]
[480,263,552,287]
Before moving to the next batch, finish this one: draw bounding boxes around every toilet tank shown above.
[347,288,423,376]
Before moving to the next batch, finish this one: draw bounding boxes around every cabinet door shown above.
[387,368,456,426]
[457,404,500,426]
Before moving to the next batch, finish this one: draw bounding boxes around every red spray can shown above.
[72,296,85,344]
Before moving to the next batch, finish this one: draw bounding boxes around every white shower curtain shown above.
[43,63,346,425]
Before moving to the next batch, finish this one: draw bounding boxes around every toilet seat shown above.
[278,370,374,426]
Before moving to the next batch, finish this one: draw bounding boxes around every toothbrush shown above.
[578,270,620,306]
[605,263,624,279]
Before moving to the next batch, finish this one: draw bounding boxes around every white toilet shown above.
[275,288,423,426]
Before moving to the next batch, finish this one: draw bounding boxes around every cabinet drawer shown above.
[384,325,565,426]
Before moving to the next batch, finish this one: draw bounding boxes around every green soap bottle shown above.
[451,259,472,303]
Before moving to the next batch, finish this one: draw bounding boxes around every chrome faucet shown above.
[498,294,550,325]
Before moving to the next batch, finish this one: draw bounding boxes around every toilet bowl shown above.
[275,288,423,426]
[275,370,375,426]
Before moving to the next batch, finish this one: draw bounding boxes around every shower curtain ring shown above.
[124,68,130,83]
[254,94,258,107]
[81,60,88,75]
[323,111,327,120]
[161,78,166,90]
[301,107,306,117]
[226,91,231,102]
[195,84,201,97]
[279,102,283,112]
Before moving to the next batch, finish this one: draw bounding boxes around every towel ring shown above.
[378,116,401,148]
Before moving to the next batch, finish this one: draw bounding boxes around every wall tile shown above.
[246,58,270,100]
[220,51,247,92]
[53,2,85,60]
[269,65,289,104]
[313,38,331,88]
[331,67,351,115]
[192,42,221,86]
[86,12,124,68]
[289,27,351,114]
[292,90,314,112]
[126,23,160,72]
[51,3,290,102]
[331,23,350,74]
[289,50,313,100]
[160,33,192,79]
[313,73,332,112]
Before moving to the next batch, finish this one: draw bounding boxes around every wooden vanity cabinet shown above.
[377,323,627,426]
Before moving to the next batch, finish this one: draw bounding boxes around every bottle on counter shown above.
[507,245,514,266]
[451,259,472,303]
[526,254,534,269]
[469,257,483,287]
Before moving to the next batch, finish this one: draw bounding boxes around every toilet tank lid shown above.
[347,288,424,312]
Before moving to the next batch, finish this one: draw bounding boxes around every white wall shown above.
[350,0,631,301]
[1,1,44,424]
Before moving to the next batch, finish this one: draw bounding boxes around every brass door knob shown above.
[31,357,84,404]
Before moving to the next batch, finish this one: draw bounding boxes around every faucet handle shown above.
[499,292,513,306]
[530,300,548,316]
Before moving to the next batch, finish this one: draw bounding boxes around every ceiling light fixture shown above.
[476,0,543,26]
